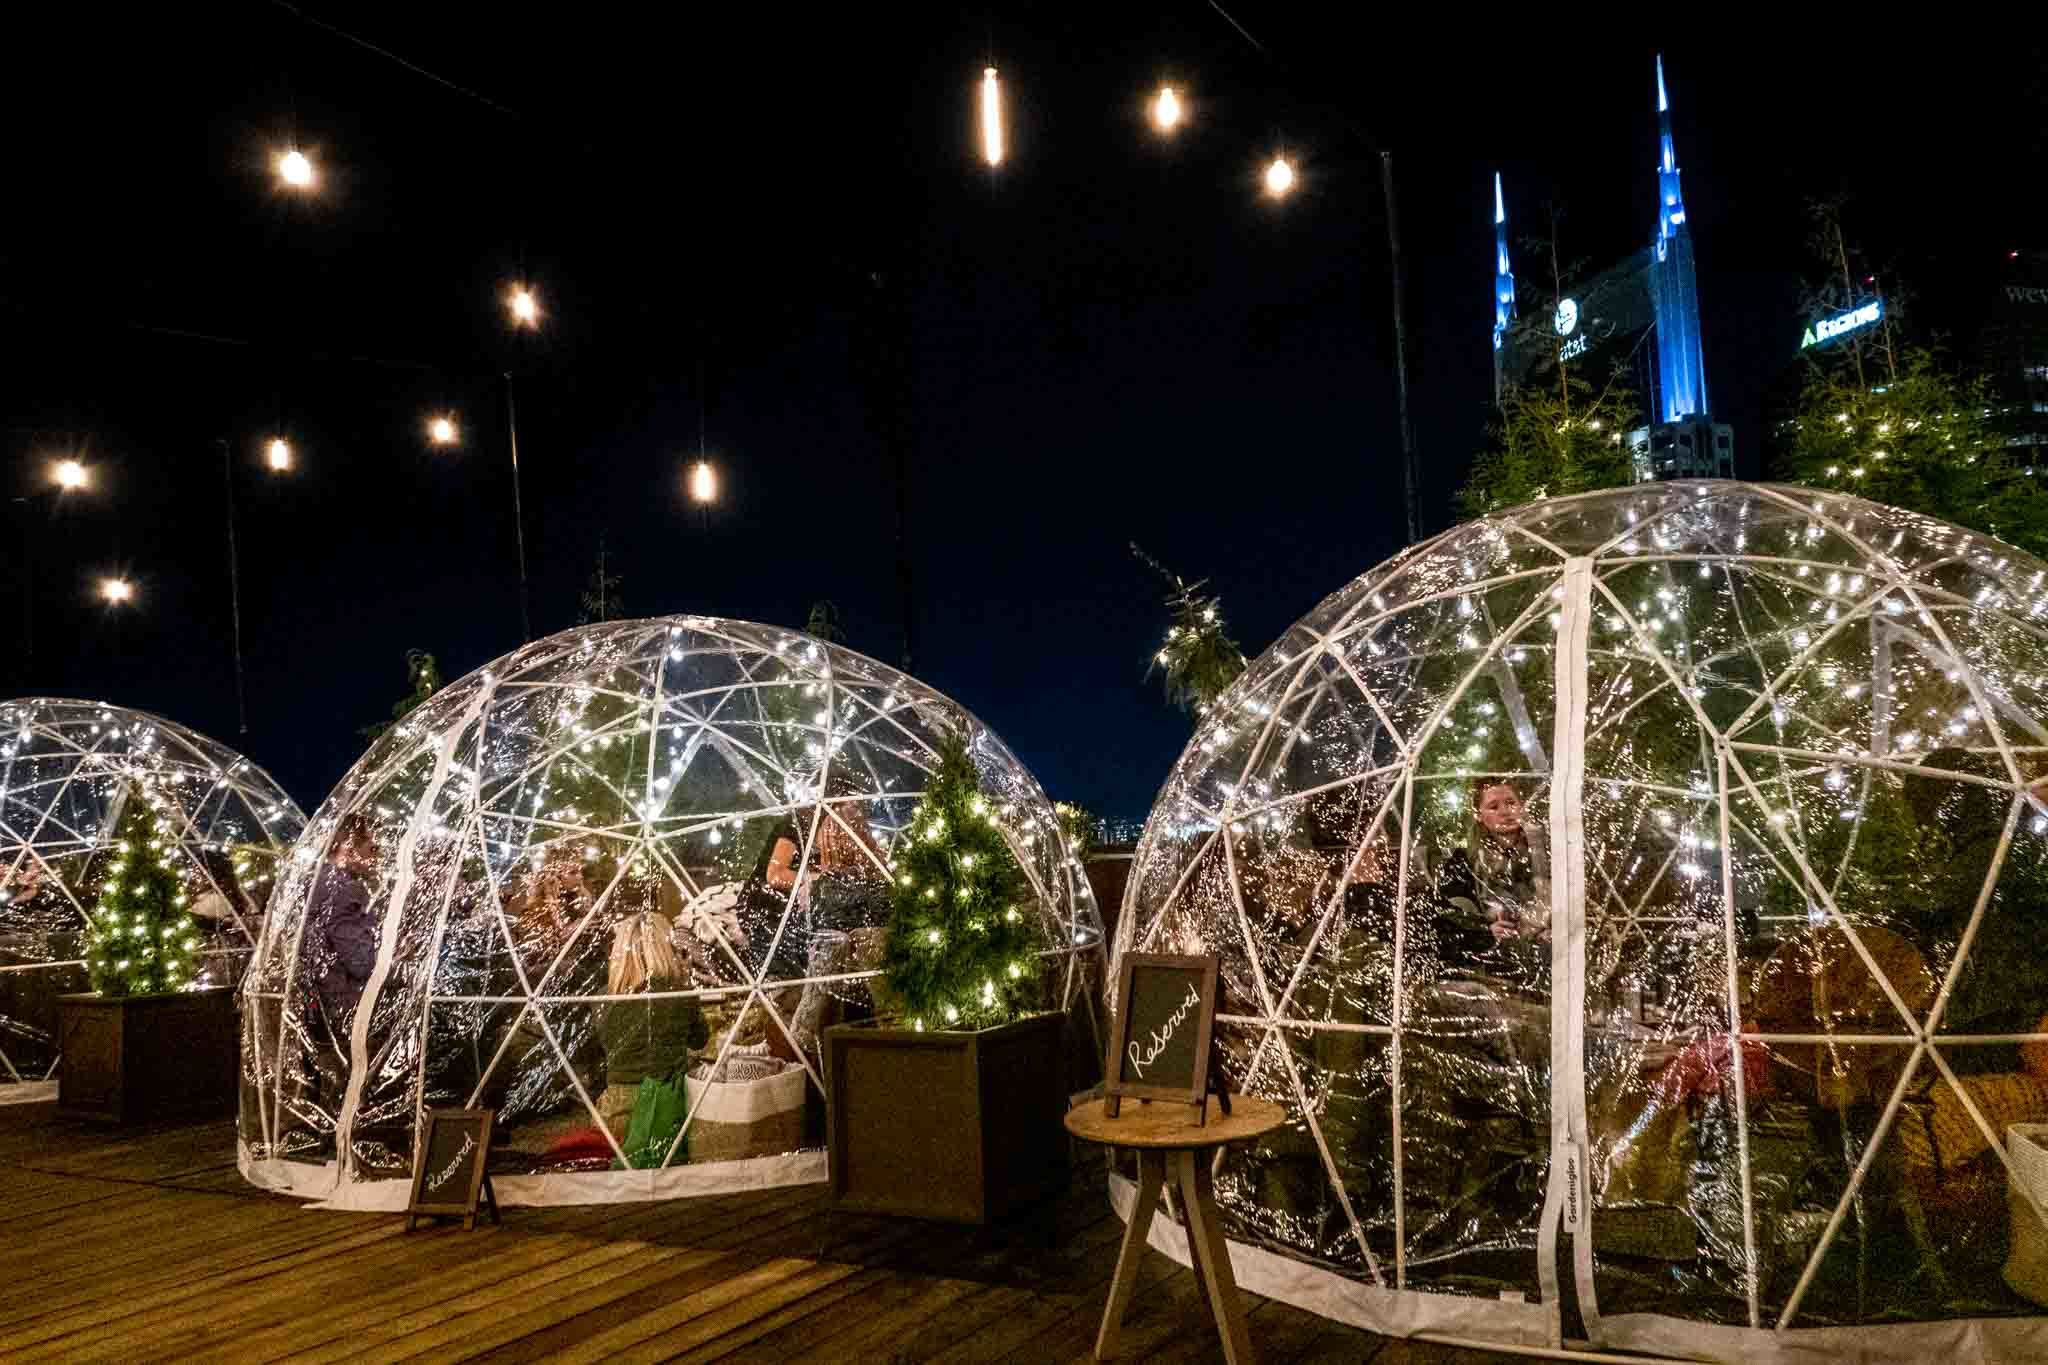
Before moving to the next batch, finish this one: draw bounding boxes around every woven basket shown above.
[682,1063,808,1164]
[2003,1123,2048,1306]
[1896,1074,2048,1170]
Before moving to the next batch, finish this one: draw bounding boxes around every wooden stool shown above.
[1065,1094,1284,1364]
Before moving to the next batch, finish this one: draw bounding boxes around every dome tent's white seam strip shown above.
[335,680,495,1188]
[1537,556,1595,1345]
[1711,745,1761,1329]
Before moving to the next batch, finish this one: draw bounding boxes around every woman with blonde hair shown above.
[596,912,708,1145]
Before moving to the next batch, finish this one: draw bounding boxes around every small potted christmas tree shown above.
[825,735,1068,1222]
[57,785,239,1123]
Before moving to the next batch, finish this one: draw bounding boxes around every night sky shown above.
[3,9,2042,824]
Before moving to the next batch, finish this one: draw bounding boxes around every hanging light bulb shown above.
[265,437,293,472]
[1264,155,1296,197]
[687,459,718,505]
[508,285,539,327]
[99,577,134,605]
[276,148,315,189]
[1152,85,1182,133]
[979,67,1005,167]
[427,415,459,446]
[50,459,89,491]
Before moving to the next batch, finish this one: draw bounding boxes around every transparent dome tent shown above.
[0,698,304,1102]
[1119,482,2048,1360]
[239,617,1103,1207]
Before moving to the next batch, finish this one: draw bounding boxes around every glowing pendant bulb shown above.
[277,149,315,189]
[1264,155,1295,198]
[687,459,718,505]
[265,437,293,472]
[508,285,539,327]
[979,67,1005,167]
[1152,85,1182,132]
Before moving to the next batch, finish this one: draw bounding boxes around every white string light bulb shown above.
[508,285,539,327]
[265,437,293,472]
[277,148,315,189]
[1264,155,1296,197]
[979,67,1005,167]
[687,459,718,505]
[1152,85,1182,132]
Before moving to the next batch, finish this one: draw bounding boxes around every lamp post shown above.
[504,372,532,642]
[220,436,290,734]
[1144,45,1427,543]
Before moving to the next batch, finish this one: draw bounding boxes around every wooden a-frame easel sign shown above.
[405,1107,501,1231]
[1103,953,1229,1123]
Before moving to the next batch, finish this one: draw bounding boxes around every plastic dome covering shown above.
[1119,482,2048,1360]
[0,698,304,1100]
[239,617,1103,1206]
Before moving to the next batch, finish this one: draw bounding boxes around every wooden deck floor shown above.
[0,1103,1520,1364]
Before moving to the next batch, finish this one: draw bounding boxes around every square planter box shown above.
[826,1011,1067,1223]
[56,988,238,1124]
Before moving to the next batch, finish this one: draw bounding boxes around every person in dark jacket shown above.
[305,814,380,1047]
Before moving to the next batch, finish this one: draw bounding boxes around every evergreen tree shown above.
[578,534,627,624]
[1772,346,2048,559]
[1133,543,1245,715]
[1458,371,1638,518]
[804,600,847,644]
[83,788,199,997]
[880,735,1043,1030]
[362,650,443,743]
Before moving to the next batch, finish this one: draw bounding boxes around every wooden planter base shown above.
[825,1011,1067,1223]
[56,989,238,1124]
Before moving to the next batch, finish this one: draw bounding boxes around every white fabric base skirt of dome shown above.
[0,698,304,1101]
[1118,483,2048,1360]
[238,617,1104,1207]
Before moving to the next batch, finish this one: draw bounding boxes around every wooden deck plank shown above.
[372,1245,726,1364]
[781,1276,993,1364]
[0,1103,1510,1365]
[1,1222,406,1357]
[514,1255,821,1364]
[83,1226,515,1359]
[217,1232,602,1363]
[664,1265,895,1364]
[289,1239,666,1364]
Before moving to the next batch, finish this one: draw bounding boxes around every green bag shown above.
[613,1075,687,1170]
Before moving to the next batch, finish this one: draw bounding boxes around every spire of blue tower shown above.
[1654,55,1686,249]
[1648,53,1708,423]
[1492,172,1515,401]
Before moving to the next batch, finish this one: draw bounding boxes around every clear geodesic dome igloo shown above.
[239,616,1103,1207]
[0,698,305,1101]
[1119,482,2048,1360]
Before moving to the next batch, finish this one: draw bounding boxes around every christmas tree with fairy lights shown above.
[83,788,200,997]
[880,734,1043,1031]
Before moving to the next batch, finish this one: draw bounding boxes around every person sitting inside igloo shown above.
[1398,777,1558,1242]
[597,911,709,1158]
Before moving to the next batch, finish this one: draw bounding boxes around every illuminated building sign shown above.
[1555,298,1579,336]
[1801,300,1883,349]
[1559,334,1590,362]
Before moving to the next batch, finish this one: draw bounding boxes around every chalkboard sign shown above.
[406,1108,500,1230]
[1104,954,1222,1120]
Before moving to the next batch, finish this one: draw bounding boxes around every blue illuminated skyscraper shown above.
[1635,54,1732,478]
[1492,172,1516,404]
[1649,55,1706,424]
[1484,55,1732,479]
